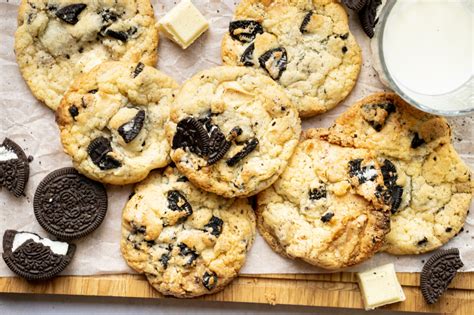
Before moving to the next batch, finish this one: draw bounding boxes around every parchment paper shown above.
[0,0,472,276]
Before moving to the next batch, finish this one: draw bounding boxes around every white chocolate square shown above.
[357,263,406,310]
[158,0,209,49]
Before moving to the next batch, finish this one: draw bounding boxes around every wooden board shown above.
[1,272,473,314]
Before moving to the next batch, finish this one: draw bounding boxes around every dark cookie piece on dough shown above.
[172,117,210,157]
[240,43,255,66]
[420,248,464,304]
[55,4,87,25]
[229,20,264,43]
[359,0,382,38]
[34,167,108,240]
[258,47,288,80]
[0,138,30,197]
[118,109,146,143]
[2,230,76,281]
[87,136,122,170]
[300,11,313,33]
[202,271,218,290]
[342,0,368,11]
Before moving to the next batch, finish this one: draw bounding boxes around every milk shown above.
[376,0,473,112]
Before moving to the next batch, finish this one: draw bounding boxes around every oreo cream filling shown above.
[12,232,69,255]
[0,147,18,161]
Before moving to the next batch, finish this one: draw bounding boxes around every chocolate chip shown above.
[160,253,170,269]
[300,11,313,33]
[172,117,210,157]
[321,212,334,223]
[342,46,348,54]
[118,109,146,143]
[204,216,224,237]
[68,105,79,119]
[55,4,87,25]
[358,0,382,38]
[309,187,327,200]
[411,133,426,149]
[105,29,128,41]
[177,243,199,266]
[445,227,453,233]
[420,248,463,304]
[132,62,145,78]
[258,47,288,80]
[87,137,121,170]
[202,271,218,290]
[226,138,259,166]
[340,33,349,40]
[229,20,263,43]
[167,190,193,218]
[240,43,255,66]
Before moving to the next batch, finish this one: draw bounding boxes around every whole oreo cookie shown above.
[342,0,368,11]
[420,248,464,304]
[2,230,75,281]
[34,167,108,240]
[359,0,382,38]
[0,138,30,197]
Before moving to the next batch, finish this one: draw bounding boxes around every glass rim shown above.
[375,0,474,117]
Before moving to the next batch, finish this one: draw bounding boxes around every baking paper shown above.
[0,0,472,276]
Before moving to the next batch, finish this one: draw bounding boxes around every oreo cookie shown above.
[420,248,464,304]
[34,167,108,240]
[0,138,30,197]
[2,230,76,281]
[358,0,382,38]
[342,0,367,11]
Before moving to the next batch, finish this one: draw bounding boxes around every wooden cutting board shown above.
[1,272,473,314]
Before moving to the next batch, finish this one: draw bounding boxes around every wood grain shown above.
[1,273,473,314]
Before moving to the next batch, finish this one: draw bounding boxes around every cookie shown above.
[34,167,108,240]
[166,66,301,198]
[327,93,473,254]
[420,248,463,304]
[15,0,159,110]
[57,62,179,185]
[0,138,30,197]
[120,166,256,297]
[2,230,76,281]
[256,129,390,270]
[358,0,382,38]
[221,0,362,117]
[342,0,367,11]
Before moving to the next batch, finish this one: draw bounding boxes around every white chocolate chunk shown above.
[158,0,209,49]
[357,263,406,310]
[12,232,69,256]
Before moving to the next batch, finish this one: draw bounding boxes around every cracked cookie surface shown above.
[121,166,256,298]
[256,129,390,270]
[57,61,178,185]
[166,66,301,198]
[15,0,158,110]
[327,93,473,255]
[221,0,362,117]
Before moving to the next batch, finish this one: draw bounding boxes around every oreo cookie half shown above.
[0,138,30,197]
[34,167,108,240]
[420,248,464,304]
[358,0,382,38]
[342,0,368,11]
[2,230,76,281]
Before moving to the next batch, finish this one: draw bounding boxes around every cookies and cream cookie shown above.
[256,129,390,270]
[166,66,301,198]
[15,0,159,110]
[57,62,178,185]
[221,0,362,117]
[327,93,473,254]
[121,166,256,298]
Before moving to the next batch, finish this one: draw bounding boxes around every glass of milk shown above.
[372,0,473,116]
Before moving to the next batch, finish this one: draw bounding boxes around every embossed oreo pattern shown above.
[34,167,107,240]
[0,138,29,197]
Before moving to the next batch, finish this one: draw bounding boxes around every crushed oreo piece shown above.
[420,248,463,304]
[309,187,327,200]
[411,133,426,149]
[172,117,210,157]
[87,137,121,170]
[389,185,403,214]
[177,176,189,182]
[361,102,396,131]
[226,138,259,166]
[380,159,403,213]
[204,216,224,237]
[348,159,377,183]
[417,237,428,246]
[300,11,313,33]
[105,29,128,41]
[342,0,367,11]
[177,243,199,266]
[2,230,76,281]
[207,127,231,166]
[258,47,288,80]
[0,138,30,197]
[321,212,334,223]
[33,167,108,240]
[381,159,397,187]
[118,109,146,143]
[101,9,118,22]
[160,252,170,269]
[202,271,218,290]
[240,43,255,66]
[132,62,145,78]
[229,20,263,43]
[167,190,193,218]
[358,0,382,38]
[55,3,87,25]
